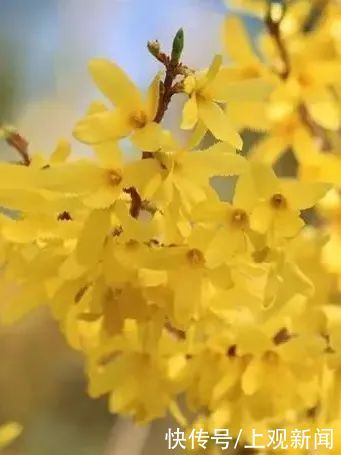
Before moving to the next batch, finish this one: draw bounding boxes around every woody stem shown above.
[265,13,290,80]
[4,129,30,166]
[265,3,331,151]
[143,29,186,159]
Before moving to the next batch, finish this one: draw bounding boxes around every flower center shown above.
[129,110,148,129]
[186,248,205,267]
[155,151,173,173]
[263,350,279,364]
[107,169,122,186]
[270,193,287,210]
[230,209,249,230]
[126,239,139,250]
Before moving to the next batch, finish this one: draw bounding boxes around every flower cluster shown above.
[0,0,340,452]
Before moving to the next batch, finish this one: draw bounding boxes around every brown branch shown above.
[164,320,186,340]
[143,31,188,159]
[125,32,188,215]
[303,0,328,33]
[123,187,142,219]
[265,4,290,79]
[4,130,30,165]
[122,187,162,220]
[298,104,332,151]
[154,61,181,124]
[265,3,332,151]
[142,63,183,160]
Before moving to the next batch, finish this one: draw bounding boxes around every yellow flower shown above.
[74,59,166,151]
[262,54,341,131]
[249,110,321,165]
[156,225,237,327]
[86,319,185,423]
[0,142,84,216]
[0,422,22,450]
[29,139,71,168]
[138,137,248,212]
[229,0,311,33]
[1,6,341,436]
[192,199,252,267]
[36,142,162,209]
[234,162,329,240]
[220,16,280,133]
[181,55,243,149]
[225,12,341,166]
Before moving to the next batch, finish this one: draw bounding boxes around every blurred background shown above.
[0,1,260,453]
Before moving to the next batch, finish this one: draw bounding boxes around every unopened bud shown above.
[147,40,161,58]
[0,124,16,140]
[267,0,286,24]
[171,28,184,64]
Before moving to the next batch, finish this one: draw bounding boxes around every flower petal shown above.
[0,423,22,449]
[50,139,71,163]
[249,134,289,164]
[198,99,242,149]
[74,110,130,144]
[304,87,340,131]
[222,17,259,64]
[281,180,330,210]
[184,144,248,179]
[130,122,165,151]
[76,209,111,267]
[181,95,198,130]
[89,58,142,110]
[227,101,271,132]
[211,71,273,103]
[145,73,161,120]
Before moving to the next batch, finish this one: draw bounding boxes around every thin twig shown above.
[164,320,186,340]
[123,187,142,218]
[265,5,290,79]
[153,61,182,124]
[4,130,30,165]
[303,0,328,33]
[265,2,331,151]
[143,30,187,159]
[298,104,332,151]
